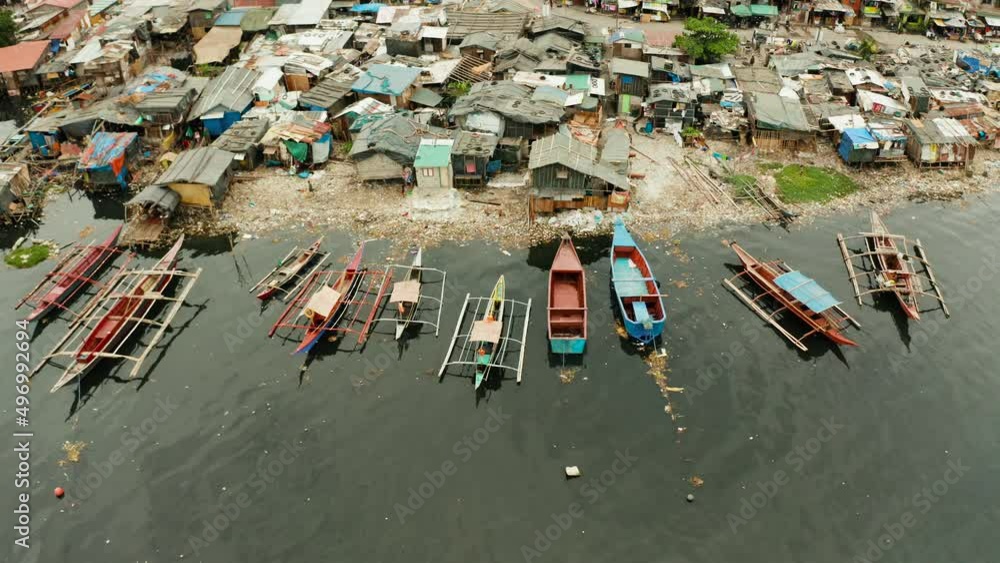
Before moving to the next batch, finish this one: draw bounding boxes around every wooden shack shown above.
[151,147,236,209]
[528,131,631,216]
[451,130,499,187]
[904,117,977,168]
[0,164,33,225]
[414,139,454,190]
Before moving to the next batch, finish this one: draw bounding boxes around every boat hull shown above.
[610,220,665,344]
[617,306,665,344]
[27,226,121,322]
[549,337,586,354]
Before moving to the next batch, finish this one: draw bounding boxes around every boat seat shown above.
[632,301,650,324]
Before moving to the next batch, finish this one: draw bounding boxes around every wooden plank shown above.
[836,233,863,305]
[914,238,950,317]
[129,268,201,378]
[723,278,808,352]
[439,294,470,379]
[516,298,531,384]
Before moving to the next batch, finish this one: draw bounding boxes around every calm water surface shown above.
[0,191,996,562]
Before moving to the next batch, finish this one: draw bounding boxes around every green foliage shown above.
[0,10,17,48]
[194,64,224,77]
[680,127,703,138]
[673,17,739,64]
[339,140,353,155]
[446,80,472,99]
[757,162,784,171]
[773,164,858,204]
[5,244,50,269]
[857,38,879,62]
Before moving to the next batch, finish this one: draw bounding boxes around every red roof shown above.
[48,10,86,39]
[30,0,86,9]
[0,41,50,73]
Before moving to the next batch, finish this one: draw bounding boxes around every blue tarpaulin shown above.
[774,271,841,314]
[350,3,384,12]
[838,127,877,164]
[78,131,139,189]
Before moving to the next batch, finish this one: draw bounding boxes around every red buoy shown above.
[54,487,65,499]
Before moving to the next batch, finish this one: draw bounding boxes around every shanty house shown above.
[211,118,270,170]
[0,41,50,97]
[349,114,452,182]
[189,66,261,137]
[609,58,649,115]
[299,75,354,114]
[609,29,646,61]
[135,85,204,138]
[152,147,236,209]
[78,132,140,189]
[528,131,631,216]
[260,114,333,166]
[0,164,32,224]
[647,83,698,128]
[451,130,499,187]
[449,81,565,140]
[458,31,503,62]
[867,120,908,163]
[351,64,421,109]
[837,128,879,165]
[746,92,815,152]
[187,0,227,39]
[904,117,977,168]
[414,139,455,190]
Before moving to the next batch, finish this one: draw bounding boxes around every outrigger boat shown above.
[24,226,122,323]
[866,211,922,319]
[393,248,422,339]
[256,236,324,301]
[474,276,505,389]
[610,218,665,344]
[294,243,365,355]
[50,235,185,392]
[548,235,587,354]
[724,242,860,351]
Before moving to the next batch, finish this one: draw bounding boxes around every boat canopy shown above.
[612,218,637,248]
[774,271,841,313]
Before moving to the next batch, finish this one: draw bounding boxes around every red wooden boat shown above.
[725,242,859,351]
[256,236,324,301]
[50,235,185,392]
[866,211,921,320]
[294,243,365,355]
[548,234,587,354]
[25,226,122,322]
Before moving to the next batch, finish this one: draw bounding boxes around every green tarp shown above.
[732,4,778,17]
[284,140,308,162]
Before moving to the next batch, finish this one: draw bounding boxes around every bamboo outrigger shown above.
[369,247,447,341]
[836,210,949,319]
[724,242,860,352]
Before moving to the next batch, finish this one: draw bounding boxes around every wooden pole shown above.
[439,294,470,379]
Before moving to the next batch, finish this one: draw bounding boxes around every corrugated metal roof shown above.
[270,0,332,26]
[299,76,353,109]
[214,8,249,26]
[89,0,119,16]
[0,41,49,73]
[609,58,649,78]
[190,66,261,119]
[211,118,270,152]
[410,88,443,108]
[444,9,528,40]
[414,138,454,168]
[351,64,420,96]
[194,26,243,64]
[528,131,629,189]
[154,147,236,189]
[453,130,498,157]
[450,81,565,125]
[240,8,274,30]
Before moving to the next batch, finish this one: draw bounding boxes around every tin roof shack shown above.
[299,75,354,114]
[649,56,690,84]
[420,26,449,54]
[900,74,931,116]
[451,130,498,187]
[609,29,646,61]
[837,128,879,166]
[351,64,421,109]
[349,113,452,181]
[647,83,698,129]
[449,81,565,140]
[0,41,50,97]
[0,164,34,225]
[190,66,261,137]
[733,66,783,95]
[936,104,1000,149]
[187,0,227,40]
[78,132,140,189]
[904,117,976,168]
[211,118,269,169]
[152,147,236,209]
[123,185,180,248]
[459,31,503,62]
[386,20,423,57]
[609,58,649,103]
[134,83,206,138]
[747,92,815,152]
[283,52,336,92]
[867,119,908,162]
[332,97,393,139]
[269,0,333,29]
[261,113,333,166]
[599,127,631,177]
[413,138,455,190]
[443,9,528,44]
[527,130,631,216]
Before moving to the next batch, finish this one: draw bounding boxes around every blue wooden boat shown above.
[610,219,665,344]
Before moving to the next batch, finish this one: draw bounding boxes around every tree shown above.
[673,17,739,64]
[0,10,17,48]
